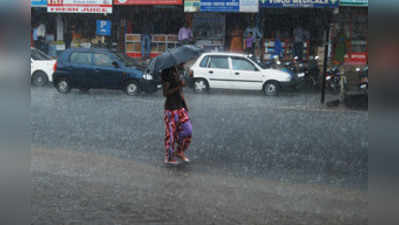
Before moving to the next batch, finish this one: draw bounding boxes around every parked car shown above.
[31,47,56,86]
[188,52,298,96]
[53,48,159,95]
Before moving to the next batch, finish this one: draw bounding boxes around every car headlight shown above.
[298,72,305,78]
[326,76,332,81]
[143,73,153,80]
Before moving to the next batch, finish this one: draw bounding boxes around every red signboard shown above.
[344,52,368,65]
[48,0,113,13]
[114,0,182,5]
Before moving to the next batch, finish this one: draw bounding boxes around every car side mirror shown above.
[112,61,120,68]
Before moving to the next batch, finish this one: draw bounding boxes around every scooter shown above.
[359,66,368,96]
[326,66,341,93]
[304,56,320,89]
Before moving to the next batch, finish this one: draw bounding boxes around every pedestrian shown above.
[178,21,193,45]
[245,32,255,56]
[141,23,153,60]
[273,32,283,59]
[293,25,309,61]
[161,65,192,165]
[33,24,40,49]
[64,26,73,49]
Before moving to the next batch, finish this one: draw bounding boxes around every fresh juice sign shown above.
[48,0,113,13]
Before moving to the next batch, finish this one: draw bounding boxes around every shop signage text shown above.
[31,0,48,7]
[340,0,368,7]
[185,0,258,12]
[114,0,182,5]
[47,0,113,14]
[260,0,339,8]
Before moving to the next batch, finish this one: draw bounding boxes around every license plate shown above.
[298,73,305,78]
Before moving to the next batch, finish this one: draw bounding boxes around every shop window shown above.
[209,56,229,70]
[93,54,113,67]
[231,57,257,71]
[70,52,92,65]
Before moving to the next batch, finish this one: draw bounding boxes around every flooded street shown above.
[31,87,367,225]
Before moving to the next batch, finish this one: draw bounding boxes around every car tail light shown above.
[53,61,57,72]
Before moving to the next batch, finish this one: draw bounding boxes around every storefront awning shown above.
[31,0,47,7]
[47,0,113,14]
[340,0,368,7]
[185,0,258,12]
[260,0,339,8]
[114,0,182,5]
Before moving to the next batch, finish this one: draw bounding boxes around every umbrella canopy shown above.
[147,45,203,79]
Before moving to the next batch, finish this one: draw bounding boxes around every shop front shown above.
[259,0,338,62]
[46,0,114,55]
[330,0,368,65]
[114,0,184,59]
[184,0,259,53]
[31,1,55,50]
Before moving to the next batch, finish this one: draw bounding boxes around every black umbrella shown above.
[147,45,203,78]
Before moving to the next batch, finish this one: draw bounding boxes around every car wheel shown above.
[32,71,49,87]
[56,79,71,94]
[125,81,139,96]
[193,79,209,93]
[264,82,280,96]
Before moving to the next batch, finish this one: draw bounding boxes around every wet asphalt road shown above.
[31,86,368,188]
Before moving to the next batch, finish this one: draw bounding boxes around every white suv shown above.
[189,53,296,96]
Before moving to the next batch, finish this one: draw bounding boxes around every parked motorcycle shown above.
[304,56,321,89]
[293,56,320,90]
[326,66,341,93]
[359,66,368,96]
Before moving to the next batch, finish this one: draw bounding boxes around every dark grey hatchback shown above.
[53,48,159,95]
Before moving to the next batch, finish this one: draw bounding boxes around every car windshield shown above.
[31,48,52,60]
[250,58,269,69]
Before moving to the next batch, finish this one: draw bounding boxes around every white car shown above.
[189,52,297,96]
[31,47,56,86]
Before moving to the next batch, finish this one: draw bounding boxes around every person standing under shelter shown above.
[178,22,193,45]
[64,26,73,49]
[293,25,310,60]
[141,23,153,60]
[244,21,262,57]
[245,32,255,56]
[273,32,283,59]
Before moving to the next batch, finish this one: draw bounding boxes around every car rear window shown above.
[199,56,210,68]
[70,52,92,65]
[209,56,229,69]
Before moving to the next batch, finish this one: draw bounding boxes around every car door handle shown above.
[94,69,101,73]
[235,72,240,75]
[209,70,214,74]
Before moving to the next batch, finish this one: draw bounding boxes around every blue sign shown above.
[260,0,339,8]
[31,0,47,7]
[96,20,112,36]
[200,0,240,12]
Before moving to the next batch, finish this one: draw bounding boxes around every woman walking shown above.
[161,66,192,165]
